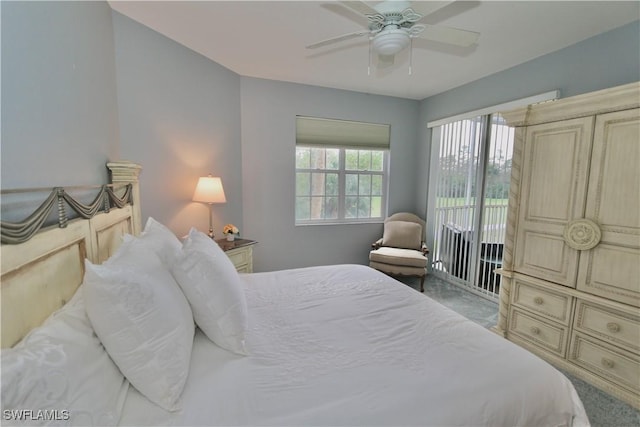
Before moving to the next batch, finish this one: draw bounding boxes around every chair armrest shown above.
[421,242,429,255]
[372,238,383,249]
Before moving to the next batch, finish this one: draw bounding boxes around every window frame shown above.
[295,145,389,225]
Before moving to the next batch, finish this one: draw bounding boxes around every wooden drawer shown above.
[508,308,569,356]
[227,248,249,267]
[574,300,640,352]
[217,239,256,273]
[235,264,252,274]
[569,332,640,394]
[511,279,573,325]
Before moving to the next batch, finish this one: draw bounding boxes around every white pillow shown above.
[1,288,129,426]
[83,237,194,412]
[131,217,182,266]
[171,228,248,355]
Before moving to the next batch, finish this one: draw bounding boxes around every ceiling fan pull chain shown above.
[408,37,413,75]
[368,38,373,76]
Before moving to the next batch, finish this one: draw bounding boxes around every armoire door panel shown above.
[578,109,640,307]
[521,119,593,223]
[517,231,577,286]
[515,117,594,286]
[577,244,640,304]
[584,108,640,239]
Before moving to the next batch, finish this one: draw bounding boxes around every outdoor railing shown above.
[431,203,508,298]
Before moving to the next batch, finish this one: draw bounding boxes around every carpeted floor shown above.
[399,275,640,427]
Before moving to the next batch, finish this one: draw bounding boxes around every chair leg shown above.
[420,275,425,293]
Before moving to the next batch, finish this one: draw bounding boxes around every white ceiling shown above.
[109,1,639,100]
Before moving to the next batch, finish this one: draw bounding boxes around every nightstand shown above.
[216,238,257,273]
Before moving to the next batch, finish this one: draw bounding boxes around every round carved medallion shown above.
[563,219,601,250]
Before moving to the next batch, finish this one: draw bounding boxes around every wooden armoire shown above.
[494,82,640,409]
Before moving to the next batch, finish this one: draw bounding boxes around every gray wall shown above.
[241,78,420,272]
[416,20,640,218]
[112,12,242,237]
[1,1,119,187]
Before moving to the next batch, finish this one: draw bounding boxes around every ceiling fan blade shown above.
[410,1,457,20]
[417,24,479,47]
[306,30,370,50]
[339,1,378,16]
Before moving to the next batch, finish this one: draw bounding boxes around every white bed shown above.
[0,161,589,426]
[119,264,588,426]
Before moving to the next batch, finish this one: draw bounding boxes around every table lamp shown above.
[193,175,226,238]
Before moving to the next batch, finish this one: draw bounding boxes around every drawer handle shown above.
[530,326,540,335]
[606,322,621,333]
[601,358,615,369]
[533,297,544,305]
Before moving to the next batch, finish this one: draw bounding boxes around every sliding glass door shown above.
[429,114,513,298]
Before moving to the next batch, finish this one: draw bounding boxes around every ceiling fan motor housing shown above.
[368,1,419,56]
[372,28,410,56]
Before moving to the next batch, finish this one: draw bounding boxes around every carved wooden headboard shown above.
[0,161,143,348]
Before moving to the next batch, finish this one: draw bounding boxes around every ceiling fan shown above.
[306,1,480,73]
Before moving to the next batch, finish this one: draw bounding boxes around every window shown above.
[430,114,513,298]
[426,90,558,298]
[295,116,390,224]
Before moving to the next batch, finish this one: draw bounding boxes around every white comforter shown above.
[118,265,589,426]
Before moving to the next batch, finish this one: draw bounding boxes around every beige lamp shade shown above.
[193,176,226,204]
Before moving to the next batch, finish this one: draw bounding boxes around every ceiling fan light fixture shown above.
[371,29,410,56]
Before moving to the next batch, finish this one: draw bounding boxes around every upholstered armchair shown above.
[369,212,429,292]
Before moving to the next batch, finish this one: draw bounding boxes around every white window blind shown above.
[296,116,390,149]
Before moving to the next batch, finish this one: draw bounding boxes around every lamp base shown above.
[208,203,215,239]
